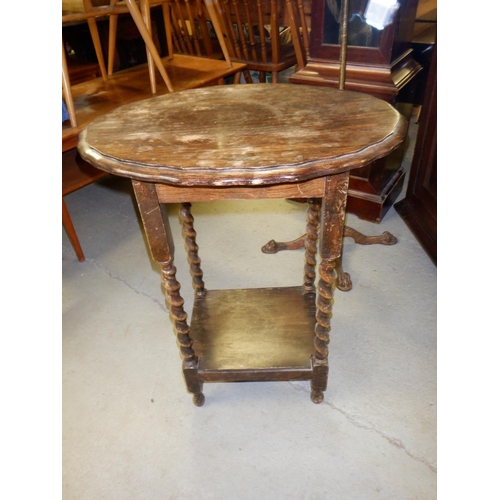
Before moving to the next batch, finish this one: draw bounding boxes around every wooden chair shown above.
[105,0,234,93]
[63,1,116,259]
[63,0,182,95]
[62,0,170,259]
[215,0,298,83]
[107,0,225,68]
[63,0,241,122]
[62,0,111,84]
[62,0,131,129]
[167,0,227,59]
[62,1,246,261]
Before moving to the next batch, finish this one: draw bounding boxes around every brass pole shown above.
[338,0,349,90]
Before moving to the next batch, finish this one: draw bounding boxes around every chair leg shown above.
[162,2,174,61]
[125,0,174,93]
[204,0,233,67]
[86,17,108,81]
[140,0,157,94]
[62,41,77,128]
[62,199,85,262]
[107,9,119,75]
[243,69,253,83]
[232,71,241,84]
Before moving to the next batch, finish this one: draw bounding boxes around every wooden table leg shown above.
[311,172,349,403]
[303,198,321,294]
[179,203,206,298]
[132,180,204,406]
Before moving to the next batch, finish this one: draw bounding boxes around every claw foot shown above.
[261,239,279,254]
[336,271,352,292]
[380,231,397,245]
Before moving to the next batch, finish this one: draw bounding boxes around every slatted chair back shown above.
[215,0,296,83]
[165,0,223,59]
[106,0,234,90]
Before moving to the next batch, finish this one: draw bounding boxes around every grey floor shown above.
[62,113,437,499]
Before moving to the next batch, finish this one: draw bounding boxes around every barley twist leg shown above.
[311,259,336,404]
[179,202,206,298]
[161,259,204,406]
[303,198,321,294]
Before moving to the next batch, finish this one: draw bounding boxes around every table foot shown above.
[310,389,324,404]
[183,359,204,407]
[192,393,205,407]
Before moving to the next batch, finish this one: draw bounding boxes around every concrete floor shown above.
[62,114,436,499]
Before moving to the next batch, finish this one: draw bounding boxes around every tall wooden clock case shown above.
[290,0,422,222]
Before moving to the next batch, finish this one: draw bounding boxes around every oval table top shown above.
[78,84,407,187]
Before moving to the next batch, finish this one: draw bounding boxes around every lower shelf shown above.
[189,286,317,383]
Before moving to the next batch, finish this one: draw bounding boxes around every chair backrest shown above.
[215,0,296,79]
[166,0,223,59]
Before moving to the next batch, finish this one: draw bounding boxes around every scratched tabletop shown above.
[78,84,407,187]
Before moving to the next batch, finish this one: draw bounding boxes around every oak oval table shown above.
[78,84,407,406]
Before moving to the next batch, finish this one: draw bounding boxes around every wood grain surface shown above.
[78,84,407,186]
[63,55,246,151]
[190,287,316,379]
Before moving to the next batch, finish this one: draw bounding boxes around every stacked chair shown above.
[62,0,246,261]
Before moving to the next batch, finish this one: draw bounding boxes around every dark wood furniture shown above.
[395,42,436,264]
[291,0,421,99]
[410,0,436,115]
[78,84,406,406]
[288,0,422,222]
